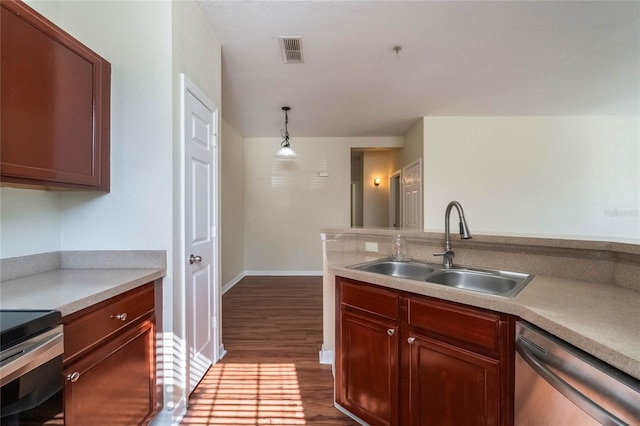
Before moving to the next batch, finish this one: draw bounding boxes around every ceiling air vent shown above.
[279,36,303,64]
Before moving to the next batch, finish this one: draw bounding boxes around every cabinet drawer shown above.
[63,284,154,362]
[339,278,399,322]
[408,297,502,354]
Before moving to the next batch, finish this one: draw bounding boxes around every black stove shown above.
[0,310,64,424]
[0,310,61,351]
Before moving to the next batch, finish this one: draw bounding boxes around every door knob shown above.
[189,254,202,264]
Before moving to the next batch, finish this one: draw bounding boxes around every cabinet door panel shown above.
[1,0,110,191]
[64,319,155,426]
[338,312,398,426]
[408,334,500,426]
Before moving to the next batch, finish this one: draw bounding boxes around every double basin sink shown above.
[347,258,533,298]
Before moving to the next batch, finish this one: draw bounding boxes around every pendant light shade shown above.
[275,106,297,159]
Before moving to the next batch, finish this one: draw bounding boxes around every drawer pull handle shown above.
[387,328,395,336]
[67,371,80,382]
[407,337,415,344]
[111,313,128,321]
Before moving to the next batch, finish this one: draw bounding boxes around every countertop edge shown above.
[0,268,166,317]
[329,263,640,380]
[56,270,164,317]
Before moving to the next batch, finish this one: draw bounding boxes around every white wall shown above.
[1,1,223,419]
[244,136,402,273]
[2,3,174,256]
[423,116,640,243]
[53,1,173,254]
[221,119,245,286]
[0,189,61,258]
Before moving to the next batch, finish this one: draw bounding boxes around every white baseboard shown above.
[160,397,186,426]
[319,346,334,365]
[222,273,244,294]
[173,398,186,425]
[244,270,323,276]
[218,343,227,361]
[149,410,174,426]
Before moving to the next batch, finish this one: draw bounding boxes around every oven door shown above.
[1,325,64,425]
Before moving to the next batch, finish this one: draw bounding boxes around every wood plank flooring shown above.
[180,276,358,425]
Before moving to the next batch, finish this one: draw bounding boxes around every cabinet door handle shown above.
[111,313,127,321]
[67,371,80,382]
[387,328,396,336]
[407,337,415,344]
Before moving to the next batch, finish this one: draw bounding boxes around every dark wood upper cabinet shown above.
[1,0,111,191]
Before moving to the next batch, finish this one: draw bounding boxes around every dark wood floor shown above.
[180,276,358,425]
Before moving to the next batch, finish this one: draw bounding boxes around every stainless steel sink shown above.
[348,259,435,280]
[425,268,532,297]
[347,258,533,297]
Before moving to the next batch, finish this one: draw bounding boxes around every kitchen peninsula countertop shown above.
[327,251,640,380]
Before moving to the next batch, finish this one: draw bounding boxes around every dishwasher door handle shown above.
[516,339,627,426]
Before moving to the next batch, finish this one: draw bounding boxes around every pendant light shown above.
[275,106,298,159]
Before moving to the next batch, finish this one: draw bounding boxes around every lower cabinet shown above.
[339,311,399,425]
[336,277,514,426]
[407,334,500,425]
[62,282,158,425]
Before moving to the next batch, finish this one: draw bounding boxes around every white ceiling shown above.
[197,1,639,138]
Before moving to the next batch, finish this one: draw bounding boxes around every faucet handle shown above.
[433,250,455,268]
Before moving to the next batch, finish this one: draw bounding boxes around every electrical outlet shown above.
[365,242,378,252]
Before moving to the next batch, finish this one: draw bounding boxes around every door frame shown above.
[389,170,401,229]
[179,73,222,407]
[402,158,423,230]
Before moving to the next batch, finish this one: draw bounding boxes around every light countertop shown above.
[0,268,164,316]
[328,252,640,380]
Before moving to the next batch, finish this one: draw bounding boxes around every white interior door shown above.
[402,159,423,230]
[183,75,219,395]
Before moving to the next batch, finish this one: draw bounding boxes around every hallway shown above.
[180,276,357,425]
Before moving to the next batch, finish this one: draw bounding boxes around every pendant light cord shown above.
[281,109,290,148]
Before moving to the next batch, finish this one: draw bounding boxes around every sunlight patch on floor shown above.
[181,362,306,425]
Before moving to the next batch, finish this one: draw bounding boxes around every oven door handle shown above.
[0,325,64,385]
[516,338,626,426]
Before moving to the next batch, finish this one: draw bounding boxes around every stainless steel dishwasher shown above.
[515,321,640,426]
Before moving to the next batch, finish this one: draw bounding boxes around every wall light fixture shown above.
[374,177,381,186]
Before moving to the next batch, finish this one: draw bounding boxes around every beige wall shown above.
[423,116,640,243]
[244,136,402,273]
[402,118,425,169]
[363,151,392,227]
[390,118,424,174]
[221,119,245,286]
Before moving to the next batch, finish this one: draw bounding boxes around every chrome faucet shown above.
[434,201,472,268]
